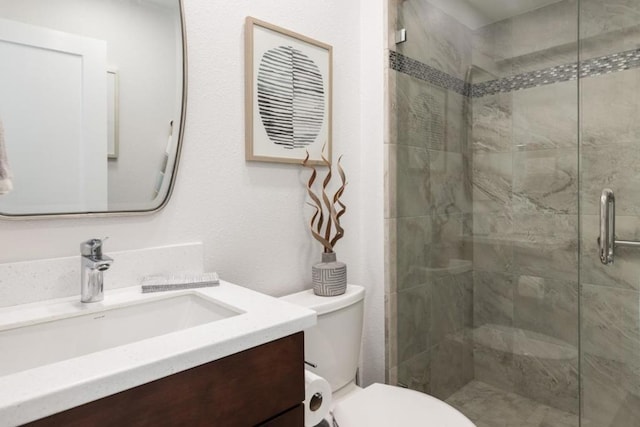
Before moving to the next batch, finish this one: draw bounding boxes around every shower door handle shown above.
[598,188,640,265]
[599,188,615,265]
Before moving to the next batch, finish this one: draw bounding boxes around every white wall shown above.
[359,0,386,386]
[0,0,386,385]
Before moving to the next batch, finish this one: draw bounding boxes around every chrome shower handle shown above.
[599,188,615,265]
[598,189,640,265]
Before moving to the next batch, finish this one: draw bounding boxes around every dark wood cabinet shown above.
[25,332,305,427]
[258,405,304,427]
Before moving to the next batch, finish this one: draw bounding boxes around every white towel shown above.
[0,118,13,195]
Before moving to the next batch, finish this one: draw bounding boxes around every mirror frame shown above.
[0,0,188,220]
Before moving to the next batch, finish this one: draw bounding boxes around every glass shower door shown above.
[389,1,582,426]
[579,1,640,425]
[389,0,640,425]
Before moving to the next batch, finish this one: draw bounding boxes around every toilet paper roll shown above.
[304,370,332,426]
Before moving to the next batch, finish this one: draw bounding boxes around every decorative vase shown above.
[312,252,347,296]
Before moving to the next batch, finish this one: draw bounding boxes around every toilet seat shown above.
[332,383,475,427]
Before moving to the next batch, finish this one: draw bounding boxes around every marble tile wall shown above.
[386,1,640,424]
[470,0,640,421]
[469,2,580,415]
[579,43,640,425]
[395,0,471,81]
[386,0,474,400]
[470,85,580,414]
[581,284,640,427]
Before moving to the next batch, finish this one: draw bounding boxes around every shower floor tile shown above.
[445,381,578,427]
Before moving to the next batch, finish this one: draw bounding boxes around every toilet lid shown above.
[332,383,475,427]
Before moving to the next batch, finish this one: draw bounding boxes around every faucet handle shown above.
[81,238,108,258]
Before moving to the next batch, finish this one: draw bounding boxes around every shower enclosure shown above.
[385,1,640,425]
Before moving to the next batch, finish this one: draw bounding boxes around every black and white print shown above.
[246,17,332,164]
[257,46,325,149]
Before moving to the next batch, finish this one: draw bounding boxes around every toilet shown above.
[281,285,475,427]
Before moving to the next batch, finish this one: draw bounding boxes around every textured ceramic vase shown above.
[312,252,347,296]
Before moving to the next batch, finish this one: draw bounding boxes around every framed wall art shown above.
[245,17,332,165]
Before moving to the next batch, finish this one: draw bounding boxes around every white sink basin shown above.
[0,282,316,427]
[0,293,241,377]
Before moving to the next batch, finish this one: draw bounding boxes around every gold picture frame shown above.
[245,17,332,165]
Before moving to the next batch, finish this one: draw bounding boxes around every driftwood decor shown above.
[302,151,347,253]
[303,150,348,295]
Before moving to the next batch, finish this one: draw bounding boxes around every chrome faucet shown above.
[80,238,113,303]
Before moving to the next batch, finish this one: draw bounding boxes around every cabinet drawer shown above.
[26,332,304,426]
[259,404,304,427]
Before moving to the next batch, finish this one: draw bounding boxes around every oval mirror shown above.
[0,0,186,217]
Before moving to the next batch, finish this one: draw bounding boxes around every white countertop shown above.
[0,281,316,426]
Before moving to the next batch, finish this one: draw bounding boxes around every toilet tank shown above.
[281,285,365,392]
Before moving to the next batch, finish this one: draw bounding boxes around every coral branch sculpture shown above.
[303,150,347,253]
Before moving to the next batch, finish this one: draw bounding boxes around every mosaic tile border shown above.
[471,63,577,97]
[389,50,470,97]
[390,47,640,98]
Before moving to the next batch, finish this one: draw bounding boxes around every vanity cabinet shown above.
[25,332,304,427]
